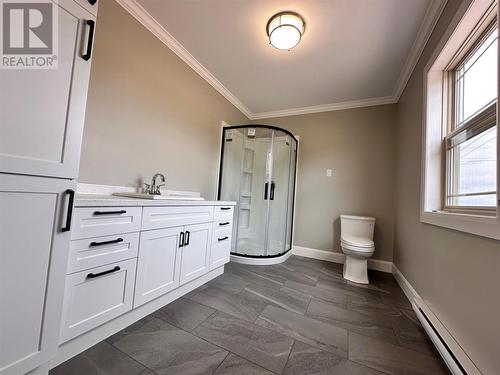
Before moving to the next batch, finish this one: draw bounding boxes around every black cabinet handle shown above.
[62,189,75,232]
[264,182,269,200]
[82,20,95,61]
[219,222,230,226]
[179,231,185,247]
[88,0,97,5]
[218,236,229,242]
[220,207,231,210]
[270,182,275,201]
[87,266,120,279]
[93,210,127,215]
[185,231,190,246]
[90,238,123,247]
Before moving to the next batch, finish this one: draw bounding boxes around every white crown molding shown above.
[392,0,448,101]
[116,0,446,120]
[114,0,253,119]
[251,95,397,120]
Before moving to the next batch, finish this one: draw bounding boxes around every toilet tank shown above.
[340,215,376,239]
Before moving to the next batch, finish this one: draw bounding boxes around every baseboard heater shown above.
[412,297,482,375]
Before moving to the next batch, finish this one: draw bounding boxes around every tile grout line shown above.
[189,314,281,375]
[107,340,160,375]
[280,339,297,375]
[190,309,218,333]
[209,351,230,375]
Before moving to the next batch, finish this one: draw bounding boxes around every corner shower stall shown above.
[218,125,298,264]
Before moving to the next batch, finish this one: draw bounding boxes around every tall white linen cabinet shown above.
[0,1,98,374]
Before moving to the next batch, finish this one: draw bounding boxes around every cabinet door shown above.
[0,174,74,375]
[0,0,95,179]
[134,227,183,308]
[179,223,212,285]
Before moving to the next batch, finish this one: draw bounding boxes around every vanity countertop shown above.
[74,194,237,207]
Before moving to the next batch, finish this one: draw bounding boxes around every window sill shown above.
[420,210,500,240]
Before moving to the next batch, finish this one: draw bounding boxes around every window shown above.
[445,24,498,211]
[421,0,500,240]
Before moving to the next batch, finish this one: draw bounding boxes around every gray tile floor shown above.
[51,256,450,375]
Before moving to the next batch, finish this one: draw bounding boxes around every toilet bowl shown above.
[340,215,375,284]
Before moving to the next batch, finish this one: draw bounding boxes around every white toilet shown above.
[340,215,375,284]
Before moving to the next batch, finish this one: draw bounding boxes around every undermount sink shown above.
[112,192,205,201]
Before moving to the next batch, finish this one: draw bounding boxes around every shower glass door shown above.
[266,131,292,256]
[237,127,273,256]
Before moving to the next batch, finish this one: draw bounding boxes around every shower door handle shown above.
[264,182,269,200]
[270,182,275,200]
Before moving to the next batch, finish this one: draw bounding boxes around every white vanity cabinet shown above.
[58,201,234,351]
[134,207,214,307]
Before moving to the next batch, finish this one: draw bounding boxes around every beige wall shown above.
[78,0,247,198]
[394,0,500,373]
[254,105,397,261]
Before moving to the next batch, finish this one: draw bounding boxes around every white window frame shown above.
[421,0,500,240]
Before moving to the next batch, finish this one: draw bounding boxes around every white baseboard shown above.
[391,263,421,302]
[292,246,393,273]
[392,264,480,375]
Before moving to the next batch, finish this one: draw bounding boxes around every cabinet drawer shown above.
[60,258,136,343]
[210,229,232,270]
[214,205,234,221]
[71,207,142,240]
[213,220,233,236]
[142,206,214,230]
[68,232,139,274]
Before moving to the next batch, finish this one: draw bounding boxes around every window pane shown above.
[456,28,498,125]
[449,126,497,206]
[455,194,496,206]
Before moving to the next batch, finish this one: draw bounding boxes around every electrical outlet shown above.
[326,169,333,177]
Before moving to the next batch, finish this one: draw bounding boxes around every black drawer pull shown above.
[93,210,127,215]
[179,231,185,247]
[62,189,75,232]
[90,238,123,247]
[82,20,95,61]
[220,207,231,211]
[88,0,97,5]
[218,236,229,242]
[219,222,230,226]
[185,231,190,246]
[87,266,120,279]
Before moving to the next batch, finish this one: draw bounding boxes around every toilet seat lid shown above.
[341,235,374,248]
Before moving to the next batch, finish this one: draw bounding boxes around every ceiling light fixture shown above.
[267,11,305,50]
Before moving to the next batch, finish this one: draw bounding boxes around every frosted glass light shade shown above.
[267,12,305,50]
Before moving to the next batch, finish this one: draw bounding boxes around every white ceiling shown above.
[123,0,446,118]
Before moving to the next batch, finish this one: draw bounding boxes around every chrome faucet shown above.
[143,173,165,195]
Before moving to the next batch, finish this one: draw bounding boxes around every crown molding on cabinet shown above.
[116,0,447,120]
